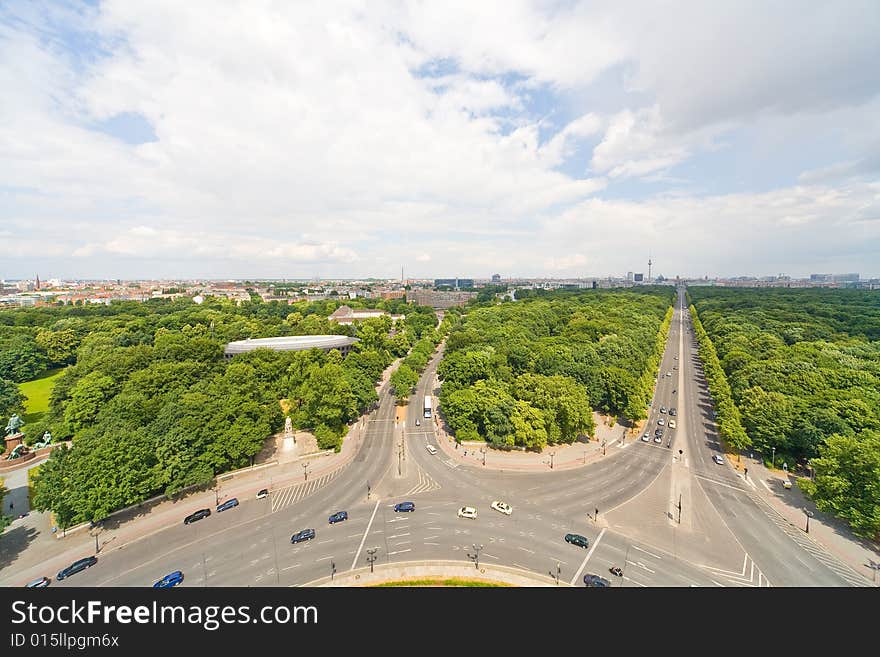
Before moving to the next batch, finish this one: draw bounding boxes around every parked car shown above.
[653,435,662,444]
[56,556,98,581]
[393,501,415,512]
[657,418,665,426]
[290,528,316,544]
[256,489,269,499]
[183,509,211,524]
[457,506,478,519]
[153,571,184,588]
[490,500,512,515]
[668,420,676,429]
[328,511,348,524]
[659,406,667,414]
[564,533,589,549]
[425,444,437,455]
[217,498,239,512]
[781,480,792,490]
[583,574,610,587]
[641,434,650,442]
[415,419,421,426]
[25,576,51,588]
[712,455,724,465]
[655,428,664,436]
[669,408,677,416]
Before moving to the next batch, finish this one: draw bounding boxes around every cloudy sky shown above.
[2,1,879,280]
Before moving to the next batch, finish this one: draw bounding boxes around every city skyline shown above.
[2,2,879,280]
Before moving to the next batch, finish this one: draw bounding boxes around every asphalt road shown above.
[44,292,865,588]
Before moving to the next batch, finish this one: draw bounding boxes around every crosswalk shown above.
[702,554,771,587]
[270,469,342,513]
[404,466,441,496]
[745,491,870,587]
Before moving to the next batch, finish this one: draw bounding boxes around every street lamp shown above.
[302,462,310,481]
[771,446,776,469]
[555,562,561,586]
[366,548,378,573]
[367,480,371,500]
[467,544,483,569]
[803,508,814,534]
[330,560,336,581]
[602,440,606,456]
[480,447,486,466]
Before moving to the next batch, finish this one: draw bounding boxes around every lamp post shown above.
[803,508,814,534]
[302,462,309,481]
[467,544,483,569]
[480,447,486,466]
[555,562,561,586]
[771,446,776,469]
[602,440,606,456]
[549,451,555,470]
[367,480,371,500]
[330,560,336,581]
[366,548,378,573]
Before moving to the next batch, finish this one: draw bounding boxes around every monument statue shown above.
[34,431,53,449]
[5,414,23,436]
[284,416,293,438]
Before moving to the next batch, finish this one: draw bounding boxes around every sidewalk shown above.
[736,454,879,586]
[432,411,645,472]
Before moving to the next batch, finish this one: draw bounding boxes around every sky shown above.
[1,1,879,281]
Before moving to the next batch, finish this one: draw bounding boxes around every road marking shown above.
[761,479,773,493]
[424,542,441,546]
[315,556,333,562]
[347,534,362,538]
[518,547,535,554]
[388,533,411,539]
[632,545,662,560]
[569,527,606,585]
[710,579,724,587]
[316,539,333,545]
[282,564,300,571]
[387,549,412,556]
[622,575,646,587]
[482,552,499,560]
[350,499,380,571]
[423,535,439,541]
[627,560,655,574]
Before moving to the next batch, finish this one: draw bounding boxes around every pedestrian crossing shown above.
[404,467,441,496]
[271,469,342,513]
[746,491,870,587]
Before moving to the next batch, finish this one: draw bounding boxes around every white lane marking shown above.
[623,575,646,587]
[482,553,499,560]
[317,539,333,545]
[627,560,655,574]
[282,564,300,571]
[350,499,381,571]
[570,527,606,585]
[518,547,535,554]
[761,479,773,493]
[315,556,333,562]
[388,549,412,556]
[392,540,411,546]
[710,579,724,587]
[632,545,662,560]
[424,542,441,546]
[387,533,411,539]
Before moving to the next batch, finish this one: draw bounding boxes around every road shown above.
[27,292,868,588]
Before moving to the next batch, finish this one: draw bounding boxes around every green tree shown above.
[64,372,118,432]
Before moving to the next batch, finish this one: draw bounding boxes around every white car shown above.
[712,455,724,465]
[457,506,478,519]
[425,444,437,455]
[490,500,512,515]
[415,419,421,426]
[666,371,673,377]
[657,418,665,426]
[668,420,676,429]
[653,435,662,444]
[641,434,650,442]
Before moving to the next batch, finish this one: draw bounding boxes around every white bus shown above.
[423,396,432,419]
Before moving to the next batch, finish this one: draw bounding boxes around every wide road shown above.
[45,295,865,588]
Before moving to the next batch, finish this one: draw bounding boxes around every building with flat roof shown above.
[223,335,359,359]
[410,290,476,309]
[434,278,474,289]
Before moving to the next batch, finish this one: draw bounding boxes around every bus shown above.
[423,396,432,419]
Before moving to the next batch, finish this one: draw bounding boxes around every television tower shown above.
[648,256,652,283]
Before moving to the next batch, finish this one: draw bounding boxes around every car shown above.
[216,498,239,512]
[673,365,678,370]
[641,434,650,442]
[657,418,665,426]
[457,506,478,519]
[328,511,348,524]
[666,371,673,377]
[669,408,677,416]
[183,508,211,524]
[25,576,51,588]
[674,356,678,360]
[425,444,437,455]
[583,574,611,587]
[56,556,98,581]
[490,500,512,515]
[256,488,269,499]
[653,435,662,444]
[668,420,676,429]
[415,419,421,426]
[394,501,415,512]
[712,455,724,465]
[564,533,589,549]
[781,480,792,490]
[659,406,667,414]
[655,428,664,436]
[153,570,184,588]
[290,528,316,544]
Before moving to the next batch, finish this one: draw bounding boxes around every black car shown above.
[655,428,664,436]
[328,511,348,524]
[584,574,610,587]
[183,508,211,525]
[57,556,98,581]
[669,408,677,416]
[290,528,316,544]
[564,533,589,549]
[393,501,415,512]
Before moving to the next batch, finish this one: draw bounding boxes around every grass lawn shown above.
[18,368,64,424]
[373,578,511,587]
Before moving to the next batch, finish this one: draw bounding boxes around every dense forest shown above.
[688,287,880,538]
[0,295,440,528]
[437,288,674,450]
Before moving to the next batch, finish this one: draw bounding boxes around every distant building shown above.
[380,290,405,300]
[832,273,859,282]
[434,278,474,289]
[410,290,476,309]
[491,274,501,283]
[328,305,404,325]
[810,274,832,282]
[223,335,360,359]
[626,272,634,282]
[634,273,644,282]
